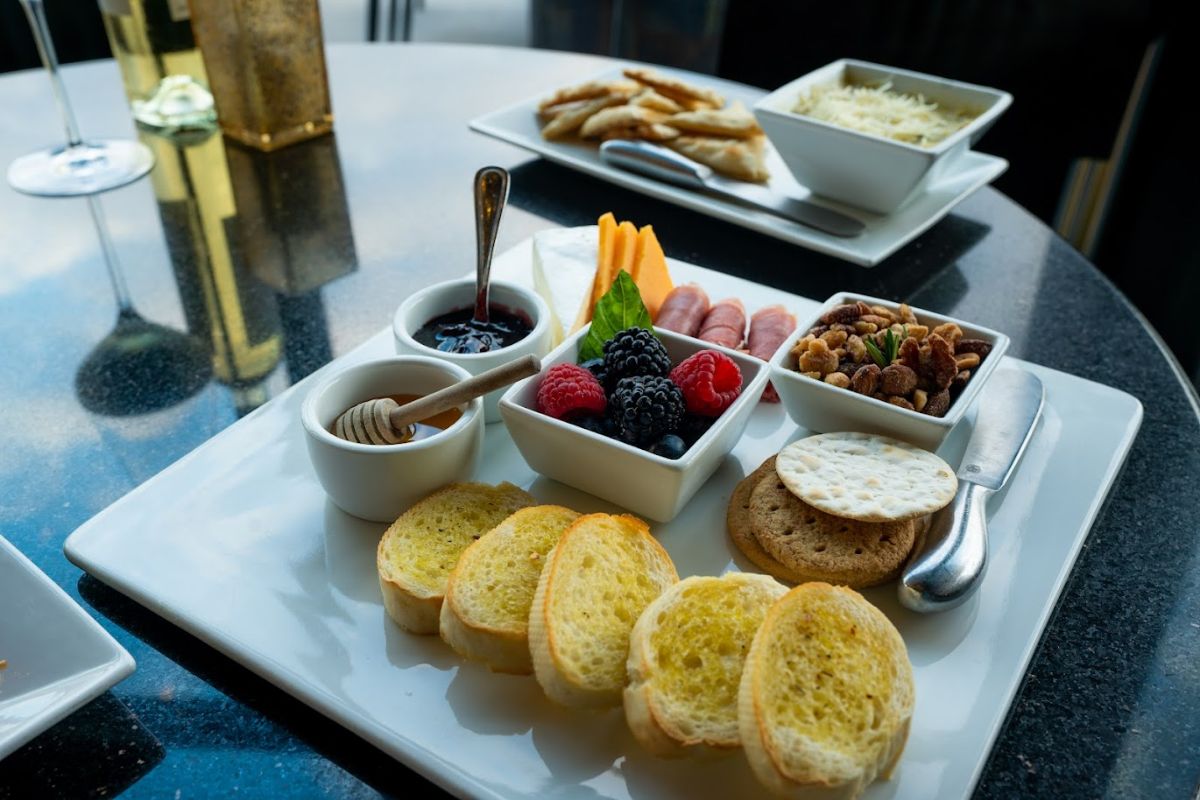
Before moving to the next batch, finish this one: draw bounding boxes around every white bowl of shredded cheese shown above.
[754,59,1011,214]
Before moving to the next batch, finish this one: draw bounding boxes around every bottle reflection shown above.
[74,195,211,417]
[137,127,357,415]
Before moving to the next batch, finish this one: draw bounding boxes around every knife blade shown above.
[898,369,1045,613]
[598,139,865,238]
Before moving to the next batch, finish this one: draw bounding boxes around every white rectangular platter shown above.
[0,535,135,761]
[470,67,1008,266]
[64,241,1141,799]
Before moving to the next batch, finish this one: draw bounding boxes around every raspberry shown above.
[669,349,743,417]
[602,327,671,390]
[608,375,684,447]
[536,363,606,420]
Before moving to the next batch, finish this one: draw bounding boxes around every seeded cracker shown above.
[775,432,957,522]
[748,477,916,587]
[726,456,804,583]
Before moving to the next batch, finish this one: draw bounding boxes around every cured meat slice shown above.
[654,284,710,337]
[748,305,797,402]
[698,299,746,349]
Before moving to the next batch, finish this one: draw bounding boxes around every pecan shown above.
[855,301,873,317]
[905,324,929,341]
[869,305,898,323]
[853,320,878,335]
[850,363,881,395]
[798,338,838,375]
[806,324,829,337]
[923,389,951,417]
[955,338,992,359]
[955,352,981,370]
[820,329,849,349]
[838,361,861,377]
[898,336,921,371]
[932,323,963,348]
[790,334,815,356]
[880,363,918,395]
[924,334,958,390]
[888,396,915,411]
[952,370,971,391]
[820,303,862,326]
[824,372,851,389]
[846,334,868,363]
[913,388,928,412]
[898,303,918,324]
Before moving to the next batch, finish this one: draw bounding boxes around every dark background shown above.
[4,0,1198,386]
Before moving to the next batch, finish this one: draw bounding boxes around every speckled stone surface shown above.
[0,44,1197,800]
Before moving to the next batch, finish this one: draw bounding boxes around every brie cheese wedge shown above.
[532,226,598,347]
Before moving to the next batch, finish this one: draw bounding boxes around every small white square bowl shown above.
[499,326,769,523]
[768,292,1009,451]
[753,59,1012,213]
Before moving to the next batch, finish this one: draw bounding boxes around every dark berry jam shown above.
[413,304,533,354]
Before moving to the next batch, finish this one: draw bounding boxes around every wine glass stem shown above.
[86,196,135,314]
[19,0,84,148]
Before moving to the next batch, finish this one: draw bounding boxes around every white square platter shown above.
[469,67,1008,267]
[64,239,1142,799]
[0,534,136,761]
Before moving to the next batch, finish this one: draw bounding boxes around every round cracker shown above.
[748,477,915,588]
[725,457,802,583]
[776,433,957,522]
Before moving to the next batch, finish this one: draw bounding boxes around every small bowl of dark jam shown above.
[301,356,485,522]
[394,279,551,422]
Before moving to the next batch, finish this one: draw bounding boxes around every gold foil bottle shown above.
[187,0,333,151]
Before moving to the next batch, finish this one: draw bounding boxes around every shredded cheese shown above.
[793,81,975,147]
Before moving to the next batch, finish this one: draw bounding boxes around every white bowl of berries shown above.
[499,323,769,523]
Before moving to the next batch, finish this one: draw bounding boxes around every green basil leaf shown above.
[577,271,655,363]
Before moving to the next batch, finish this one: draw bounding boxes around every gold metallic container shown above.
[187,0,333,151]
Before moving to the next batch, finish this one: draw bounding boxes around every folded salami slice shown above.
[654,284,710,338]
[698,299,746,350]
[748,305,797,402]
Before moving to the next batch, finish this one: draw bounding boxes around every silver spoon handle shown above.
[473,166,509,322]
[898,482,990,613]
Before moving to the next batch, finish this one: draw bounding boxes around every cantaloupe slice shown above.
[631,225,674,318]
[572,212,618,333]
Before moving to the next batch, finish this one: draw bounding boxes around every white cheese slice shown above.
[532,226,598,347]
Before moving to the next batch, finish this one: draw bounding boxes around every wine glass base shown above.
[7,139,154,197]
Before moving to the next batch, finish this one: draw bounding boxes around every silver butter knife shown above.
[898,369,1045,613]
[598,139,865,238]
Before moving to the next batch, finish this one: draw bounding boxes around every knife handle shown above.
[898,482,990,613]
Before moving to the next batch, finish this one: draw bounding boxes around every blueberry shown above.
[579,357,608,386]
[648,434,687,459]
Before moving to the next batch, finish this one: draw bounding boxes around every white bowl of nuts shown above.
[767,292,1009,450]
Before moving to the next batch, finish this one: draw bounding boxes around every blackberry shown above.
[602,327,671,390]
[677,413,715,446]
[609,375,684,447]
[572,412,615,438]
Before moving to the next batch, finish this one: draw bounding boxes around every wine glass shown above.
[6,0,154,197]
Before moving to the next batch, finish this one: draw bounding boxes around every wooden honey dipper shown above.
[333,355,540,445]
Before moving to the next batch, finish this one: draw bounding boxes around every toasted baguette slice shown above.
[377,482,535,634]
[529,513,677,709]
[738,583,914,800]
[440,505,581,674]
[625,573,787,757]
